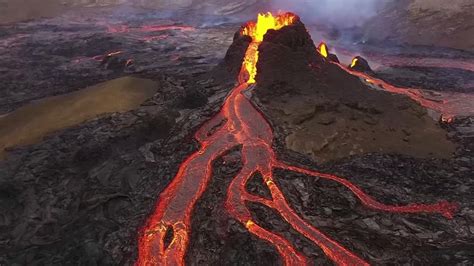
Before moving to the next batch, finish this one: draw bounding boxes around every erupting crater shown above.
[137,12,458,265]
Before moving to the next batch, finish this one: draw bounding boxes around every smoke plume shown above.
[269,0,387,28]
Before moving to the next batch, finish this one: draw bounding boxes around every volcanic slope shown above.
[227,19,458,163]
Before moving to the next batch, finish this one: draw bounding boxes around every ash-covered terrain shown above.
[0,6,473,266]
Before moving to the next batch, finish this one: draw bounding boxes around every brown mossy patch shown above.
[0,76,157,159]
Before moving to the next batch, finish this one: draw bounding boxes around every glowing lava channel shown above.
[137,13,458,266]
[240,13,296,84]
[344,59,463,120]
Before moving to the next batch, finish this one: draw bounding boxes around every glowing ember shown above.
[91,50,124,60]
[317,42,328,58]
[137,12,458,266]
[106,51,123,57]
[442,116,455,124]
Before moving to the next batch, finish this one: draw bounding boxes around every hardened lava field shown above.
[0,5,473,266]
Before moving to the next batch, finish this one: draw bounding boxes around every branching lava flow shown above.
[137,13,458,266]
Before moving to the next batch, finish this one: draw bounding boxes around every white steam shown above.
[269,0,387,27]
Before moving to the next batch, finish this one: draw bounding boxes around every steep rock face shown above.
[222,30,252,80]
[221,17,457,162]
[255,18,324,87]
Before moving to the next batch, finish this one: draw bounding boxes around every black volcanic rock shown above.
[260,19,316,52]
[349,56,373,73]
[222,30,252,79]
[255,18,325,86]
[247,17,455,163]
[327,53,340,63]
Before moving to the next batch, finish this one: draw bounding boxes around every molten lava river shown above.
[137,13,458,266]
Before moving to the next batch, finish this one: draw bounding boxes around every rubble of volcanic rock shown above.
[225,18,456,163]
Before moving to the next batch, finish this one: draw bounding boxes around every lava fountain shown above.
[136,12,458,266]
